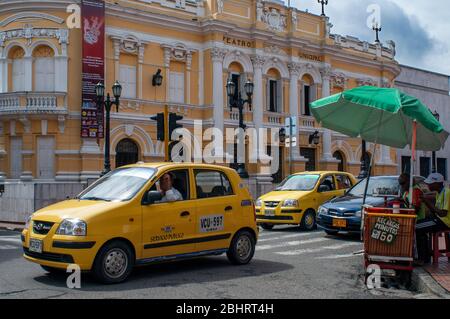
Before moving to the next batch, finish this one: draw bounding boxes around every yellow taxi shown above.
[255,171,357,230]
[22,163,258,283]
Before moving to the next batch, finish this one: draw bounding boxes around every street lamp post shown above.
[226,78,254,178]
[432,110,440,173]
[318,0,328,17]
[96,81,122,177]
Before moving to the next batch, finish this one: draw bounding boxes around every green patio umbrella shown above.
[310,86,448,151]
[311,86,449,218]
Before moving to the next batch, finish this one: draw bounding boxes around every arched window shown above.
[227,62,245,108]
[266,68,282,113]
[333,150,346,172]
[115,138,139,168]
[9,46,25,92]
[33,45,55,92]
[301,74,316,116]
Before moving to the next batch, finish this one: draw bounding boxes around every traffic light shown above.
[168,113,183,141]
[150,113,165,141]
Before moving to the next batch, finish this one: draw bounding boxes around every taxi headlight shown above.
[282,199,298,207]
[255,199,262,207]
[318,206,329,215]
[56,219,87,236]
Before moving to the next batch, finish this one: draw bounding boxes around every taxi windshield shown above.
[78,167,156,202]
[275,174,320,191]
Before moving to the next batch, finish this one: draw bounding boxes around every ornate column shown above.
[138,46,145,99]
[0,122,6,180]
[288,62,301,158]
[0,57,7,93]
[186,52,192,104]
[320,66,334,162]
[163,47,171,102]
[211,47,226,132]
[113,39,120,83]
[251,55,266,130]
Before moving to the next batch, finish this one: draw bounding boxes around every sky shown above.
[287,0,450,76]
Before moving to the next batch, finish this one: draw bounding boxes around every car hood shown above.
[322,195,388,211]
[258,190,312,202]
[31,199,127,223]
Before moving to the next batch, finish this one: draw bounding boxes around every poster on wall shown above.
[80,0,105,139]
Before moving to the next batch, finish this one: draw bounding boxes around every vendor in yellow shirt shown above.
[416,173,450,264]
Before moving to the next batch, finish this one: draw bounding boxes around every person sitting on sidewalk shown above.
[416,173,450,264]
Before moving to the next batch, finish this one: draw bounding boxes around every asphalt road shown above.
[0,227,434,299]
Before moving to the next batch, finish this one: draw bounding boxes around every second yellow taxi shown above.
[255,171,357,230]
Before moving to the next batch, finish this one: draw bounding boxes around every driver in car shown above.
[156,172,183,203]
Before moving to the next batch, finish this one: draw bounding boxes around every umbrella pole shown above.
[409,121,417,208]
[361,143,377,240]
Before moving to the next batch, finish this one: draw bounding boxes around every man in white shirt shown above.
[157,172,183,203]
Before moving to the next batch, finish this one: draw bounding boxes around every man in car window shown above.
[157,172,183,203]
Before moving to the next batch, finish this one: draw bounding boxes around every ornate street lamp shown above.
[226,78,254,178]
[309,131,320,145]
[96,81,122,176]
[432,110,440,173]
[152,69,163,87]
[318,0,328,17]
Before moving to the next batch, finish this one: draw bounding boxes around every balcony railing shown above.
[0,92,67,115]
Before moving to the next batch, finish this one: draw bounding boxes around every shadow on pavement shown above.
[32,256,293,292]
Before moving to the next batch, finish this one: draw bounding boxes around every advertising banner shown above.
[81,0,105,138]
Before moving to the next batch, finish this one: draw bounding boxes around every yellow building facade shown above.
[0,0,401,190]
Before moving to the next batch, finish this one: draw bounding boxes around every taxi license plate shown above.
[265,210,275,217]
[29,238,43,253]
[332,218,347,228]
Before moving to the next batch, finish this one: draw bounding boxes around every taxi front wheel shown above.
[227,230,255,265]
[92,240,134,284]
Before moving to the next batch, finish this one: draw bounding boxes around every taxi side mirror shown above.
[143,190,163,205]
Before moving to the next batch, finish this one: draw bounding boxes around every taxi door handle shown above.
[180,211,190,217]
[225,206,233,212]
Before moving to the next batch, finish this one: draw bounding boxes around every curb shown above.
[412,267,450,299]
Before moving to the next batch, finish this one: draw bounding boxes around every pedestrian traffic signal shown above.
[150,112,165,141]
[169,113,183,141]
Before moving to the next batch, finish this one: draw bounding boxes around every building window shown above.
[333,151,345,172]
[116,138,139,168]
[420,157,431,178]
[401,156,411,175]
[33,45,55,92]
[9,137,22,179]
[301,147,316,171]
[303,85,311,116]
[169,71,185,103]
[10,47,25,92]
[437,158,447,180]
[37,136,55,179]
[267,79,282,112]
[119,64,137,99]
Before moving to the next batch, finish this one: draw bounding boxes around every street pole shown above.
[164,104,169,162]
[102,95,112,176]
[289,117,293,175]
[358,140,368,179]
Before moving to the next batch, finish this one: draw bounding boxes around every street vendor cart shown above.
[363,206,416,273]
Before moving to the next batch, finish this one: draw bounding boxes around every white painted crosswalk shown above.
[0,235,22,250]
[256,228,363,260]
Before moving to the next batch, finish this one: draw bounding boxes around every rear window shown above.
[194,170,234,198]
